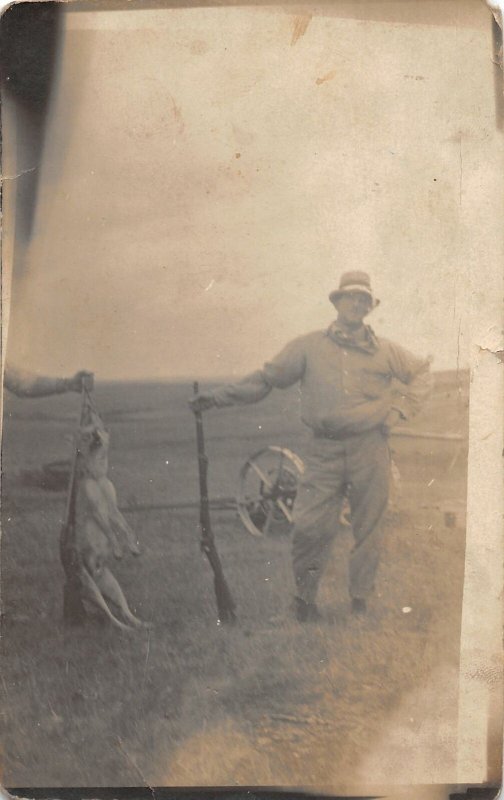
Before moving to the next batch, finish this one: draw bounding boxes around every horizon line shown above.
[92,366,470,383]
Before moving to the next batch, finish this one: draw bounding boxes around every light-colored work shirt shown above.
[213,322,432,438]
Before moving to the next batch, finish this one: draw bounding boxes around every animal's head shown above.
[76,422,110,457]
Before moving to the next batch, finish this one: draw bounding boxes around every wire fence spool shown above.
[236,446,304,537]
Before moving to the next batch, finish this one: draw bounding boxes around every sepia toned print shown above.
[1,0,502,795]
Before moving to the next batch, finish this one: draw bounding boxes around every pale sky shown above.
[5,1,502,379]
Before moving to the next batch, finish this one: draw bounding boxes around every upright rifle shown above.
[192,381,237,625]
[60,384,91,624]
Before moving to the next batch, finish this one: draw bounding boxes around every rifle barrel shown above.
[192,381,236,624]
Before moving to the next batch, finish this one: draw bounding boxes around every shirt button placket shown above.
[342,350,349,394]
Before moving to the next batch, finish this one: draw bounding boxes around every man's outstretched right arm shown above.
[189,336,306,412]
[190,370,274,412]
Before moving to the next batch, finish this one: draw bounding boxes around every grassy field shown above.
[1,373,468,790]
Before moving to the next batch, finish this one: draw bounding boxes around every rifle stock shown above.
[193,382,236,624]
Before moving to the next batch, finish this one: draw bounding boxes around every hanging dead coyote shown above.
[60,392,152,631]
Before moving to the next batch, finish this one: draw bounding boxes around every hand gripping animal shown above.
[60,388,151,631]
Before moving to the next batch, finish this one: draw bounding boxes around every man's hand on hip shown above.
[381,408,403,435]
[189,392,216,413]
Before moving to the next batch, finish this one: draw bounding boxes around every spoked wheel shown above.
[236,446,305,537]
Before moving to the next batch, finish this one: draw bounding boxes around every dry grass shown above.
[1,376,468,789]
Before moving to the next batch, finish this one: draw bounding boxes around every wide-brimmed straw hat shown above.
[329,271,380,306]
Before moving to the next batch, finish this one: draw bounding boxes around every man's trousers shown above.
[291,428,390,604]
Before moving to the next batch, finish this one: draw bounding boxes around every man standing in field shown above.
[190,272,432,622]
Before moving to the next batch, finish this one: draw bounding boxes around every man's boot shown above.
[351,597,367,616]
[294,596,322,623]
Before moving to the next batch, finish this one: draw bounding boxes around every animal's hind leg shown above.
[96,567,152,629]
[82,479,123,559]
[103,479,141,555]
[79,567,134,631]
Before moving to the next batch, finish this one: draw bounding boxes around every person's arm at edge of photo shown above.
[4,366,94,398]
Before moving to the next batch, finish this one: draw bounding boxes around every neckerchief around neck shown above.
[326,321,379,354]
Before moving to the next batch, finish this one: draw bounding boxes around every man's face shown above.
[334,291,373,328]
